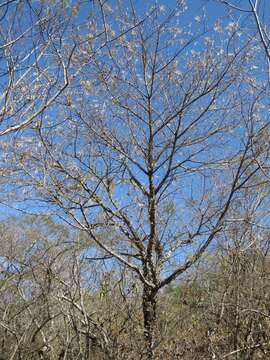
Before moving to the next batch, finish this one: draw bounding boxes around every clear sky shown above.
[0,0,260,221]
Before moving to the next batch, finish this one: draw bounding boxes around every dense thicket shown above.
[0,216,269,359]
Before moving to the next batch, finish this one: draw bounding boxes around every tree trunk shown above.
[142,285,157,360]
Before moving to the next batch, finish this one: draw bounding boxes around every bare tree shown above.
[0,0,148,136]
[217,0,270,183]
[0,1,266,359]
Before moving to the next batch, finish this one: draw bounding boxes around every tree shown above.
[217,0,270,194]
[0,216,72,359]
[0,1,266,358]
[0,215,115,359]
[0,0,147,136]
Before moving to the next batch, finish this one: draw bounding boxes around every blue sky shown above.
[0,0,262,225]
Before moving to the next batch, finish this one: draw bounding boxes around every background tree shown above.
[0,0,147,136]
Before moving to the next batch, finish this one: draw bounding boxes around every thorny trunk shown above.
[142,284,157,360]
